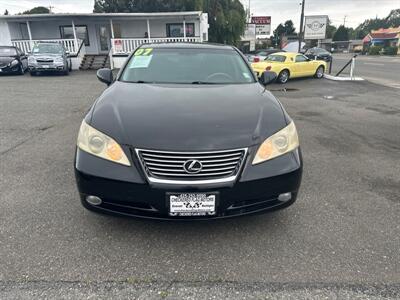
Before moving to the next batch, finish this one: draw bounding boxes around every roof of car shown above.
[141,43,235,50]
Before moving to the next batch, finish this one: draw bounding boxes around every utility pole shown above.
[298,0,305,53]
[343,15,347,27]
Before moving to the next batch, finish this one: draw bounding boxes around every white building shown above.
[0,12,209,69]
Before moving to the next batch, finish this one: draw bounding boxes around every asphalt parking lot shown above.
[1,72,400,299]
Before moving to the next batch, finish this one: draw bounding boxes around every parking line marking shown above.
[363,62,385,66]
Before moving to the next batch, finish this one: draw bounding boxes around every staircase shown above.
[80,55,110,70]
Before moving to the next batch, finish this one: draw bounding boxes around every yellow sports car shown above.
[251,52,327,84]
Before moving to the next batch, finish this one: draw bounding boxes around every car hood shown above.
[90,82,288,151]
[0,56,16,64]
[31,54,62,59]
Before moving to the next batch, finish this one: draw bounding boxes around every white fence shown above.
[111,37,201,54]
[11,39,83,55]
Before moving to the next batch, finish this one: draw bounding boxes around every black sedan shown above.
[0,46,28,75]
[75,43,302,220]
[304,47,332,62]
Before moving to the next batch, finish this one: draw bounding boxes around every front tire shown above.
[277,69,290,84]
[18,64,24,75]
[315,65,325,79]
[63,66,69,76]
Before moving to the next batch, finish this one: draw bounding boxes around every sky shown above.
[1,0,399,30]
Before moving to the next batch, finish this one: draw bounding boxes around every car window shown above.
[120,48,255,84]
[265,55,286,62]
[0,47,17,56]
[257,51,267,56]
[295,55,308,62]
[32,44,64,54]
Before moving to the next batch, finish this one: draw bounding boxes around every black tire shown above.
[18,64,24,75]
[63,67,69,76]
[314,65,325,79]
[277,69,290,84]
[30,71,37,76]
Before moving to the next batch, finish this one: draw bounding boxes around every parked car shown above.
[252,52,327,84]
[246,49,285,62]
[28,42,72,76]
[0,46,28,75]
[304,47,332,62]
[74,43,303,220]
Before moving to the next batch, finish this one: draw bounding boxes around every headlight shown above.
[252,122,299,165]
[77,120,131,166]
[10,59,19,66]
[28,57,36,64]
[54,57,64,63]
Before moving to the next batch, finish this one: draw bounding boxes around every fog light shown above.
[86,195,102,206]
[278,192,292,202]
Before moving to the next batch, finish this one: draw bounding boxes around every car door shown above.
[293,54,311,77]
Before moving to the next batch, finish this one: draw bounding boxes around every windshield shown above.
[120,48,255,84]
[0,47,17,56]
[32,44,64,54]
[265,55,286,62]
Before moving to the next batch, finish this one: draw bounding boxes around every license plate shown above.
[168,193,217,216]
[43,65,50,68]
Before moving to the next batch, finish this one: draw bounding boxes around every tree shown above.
[22,6,50,14]
[283,20,296,36]
[385,9,400,27]
[93,0,246,44]
[4,9,9,15]
[333,25,349,41]
[354,9,400,39]
[326,20,337,39]
[271,20,297,47]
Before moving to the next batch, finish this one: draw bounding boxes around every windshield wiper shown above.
[127,80,153,83]
[191,81,220,85]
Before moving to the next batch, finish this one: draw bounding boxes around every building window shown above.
[166,23,195,38]
[60,25,90,46]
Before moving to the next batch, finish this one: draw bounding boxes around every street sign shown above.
[304,15,328,39]
[244,23,256,39]
[251,16,271,36]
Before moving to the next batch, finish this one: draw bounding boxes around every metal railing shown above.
[335,54,358,79]
[111,37,201,55]
[11,39,83,55]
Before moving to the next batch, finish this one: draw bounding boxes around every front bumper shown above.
[29,63,65,72]
[0,64,20,73]
[75,147,303,220]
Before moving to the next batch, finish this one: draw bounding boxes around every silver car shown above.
[28,42,72,76]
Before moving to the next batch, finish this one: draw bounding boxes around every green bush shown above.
[382,46,398,55]
[368,46,382,55]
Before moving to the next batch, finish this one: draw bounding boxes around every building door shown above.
[97,25,110,54]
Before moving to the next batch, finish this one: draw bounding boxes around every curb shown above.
[324,74,364,81]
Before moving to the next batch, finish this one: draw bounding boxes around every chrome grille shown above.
[37,59,54,63]
[136,148,247,184]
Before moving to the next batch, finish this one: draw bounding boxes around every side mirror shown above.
[97,68,113,86]
[260,71,277,85]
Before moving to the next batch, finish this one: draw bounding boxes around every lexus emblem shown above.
[183,160,203,174]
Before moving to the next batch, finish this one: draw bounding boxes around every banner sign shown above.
[304,15,328,39]
[113,39,123,53]
[251,16,271,36]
